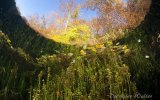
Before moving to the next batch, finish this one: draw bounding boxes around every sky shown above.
[15,0,97,21]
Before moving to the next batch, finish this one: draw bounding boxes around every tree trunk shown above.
[0,0,71,71]
[0,0,65,57]
[137,0,160,99]
[139,0,160,60]
[141,0,160,34]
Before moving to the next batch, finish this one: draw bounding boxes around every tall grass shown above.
[30,41,137,100]
[1,7,159,99]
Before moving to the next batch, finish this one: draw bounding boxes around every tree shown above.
[60,0,80,32]
[141,0,160,34]
[0,0,65,57]
[86,0,150,33]
[0,0,69,71]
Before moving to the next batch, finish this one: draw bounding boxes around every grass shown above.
[30,42,137,99]
[0,24,159,99]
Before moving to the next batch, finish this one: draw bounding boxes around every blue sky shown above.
[15,0,97,20]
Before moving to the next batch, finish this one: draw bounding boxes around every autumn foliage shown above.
[86,0,151,32]
[26,0,150,45]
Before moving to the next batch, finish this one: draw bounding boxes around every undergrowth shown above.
[0,27,159,99]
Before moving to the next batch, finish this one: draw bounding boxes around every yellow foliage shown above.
[107,41,113,46]
[80,50,86,55]
[87,47,97,52]
[122,45,127,50]
[52,24,91,44]
[114,0,122,4]
[124,49,130,54]
[95,44,105,49]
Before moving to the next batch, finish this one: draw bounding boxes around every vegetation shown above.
[0,0,160,100]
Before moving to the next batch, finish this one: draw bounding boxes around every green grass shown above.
[0,28,160,99]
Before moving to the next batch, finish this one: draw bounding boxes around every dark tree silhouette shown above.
[142,0,160,34]
[0,0,69,71]
[136,0,160,99]
[0,0,64,58]
[141,0,160,60]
